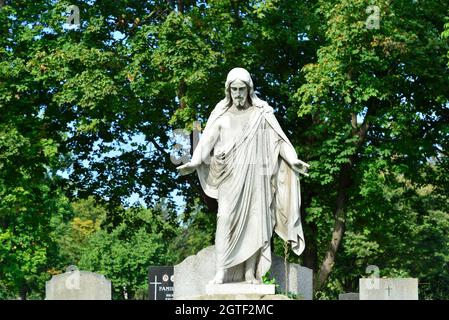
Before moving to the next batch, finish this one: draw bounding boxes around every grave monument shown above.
[177,68,309,296]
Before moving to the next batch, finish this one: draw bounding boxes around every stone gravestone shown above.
[339,293,359,300]
[148,266,174,300]
[359,278,418,300]
[270,255,313,300]
[174,246,215,299]
[45,267,111,300]
[174,245,313,300]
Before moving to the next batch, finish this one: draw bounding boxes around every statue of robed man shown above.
[177,67,309,284]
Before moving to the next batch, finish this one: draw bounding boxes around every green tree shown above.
[0,126,72,299]
[2,0,448,300]
[78,207,178,299]
[169,198,216,263]
[52,196,106,268]
[295,0,449,293]
[1,1,74,299]
[317,171,449,299]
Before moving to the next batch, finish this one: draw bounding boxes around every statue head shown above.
[230,79,249,108]
[224,67,262,109]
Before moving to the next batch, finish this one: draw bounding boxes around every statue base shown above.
[205,283,275,296]
[180,293,291,300]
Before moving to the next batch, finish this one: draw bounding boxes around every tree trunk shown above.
[19,286,27,300]
[314,108,372,292]
[315,163,351,291]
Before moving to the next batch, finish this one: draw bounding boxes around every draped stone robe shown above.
[195,101,305,281]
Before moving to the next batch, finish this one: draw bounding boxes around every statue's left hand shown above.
[290,159,310,177]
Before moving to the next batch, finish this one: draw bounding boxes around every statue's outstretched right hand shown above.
[290,159,310,177]
[176,162,199,176]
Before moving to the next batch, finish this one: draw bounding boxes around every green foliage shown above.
[0,119,73,299]
[77,207,178,300]
[52,196,106,268]
[169,198,216,263]
[1,0,448,300]
[293,0,449,298]
[262,271,303,300]
[320,171,449,299]
[443,17,449,66]
[262,272,277,286]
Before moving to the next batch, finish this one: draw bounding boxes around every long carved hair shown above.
[223,68,263,109]
[202,68,267,134]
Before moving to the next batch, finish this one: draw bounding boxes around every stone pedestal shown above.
[339,292,359,300]
[183,294,291,300]
[206,283,275,295]
[174,245,313,300]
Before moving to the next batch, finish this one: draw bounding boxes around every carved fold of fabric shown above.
[214,109,275,275]
[263,111,306,257]
[195,103,305,278]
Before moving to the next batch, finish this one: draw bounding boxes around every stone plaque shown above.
[148,266,174,300]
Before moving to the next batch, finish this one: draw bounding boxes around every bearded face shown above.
[230,79,249,109]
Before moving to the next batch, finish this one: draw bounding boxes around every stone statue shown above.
[177,67,308,285]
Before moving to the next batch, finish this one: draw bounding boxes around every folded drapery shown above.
[194,99,305,280]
